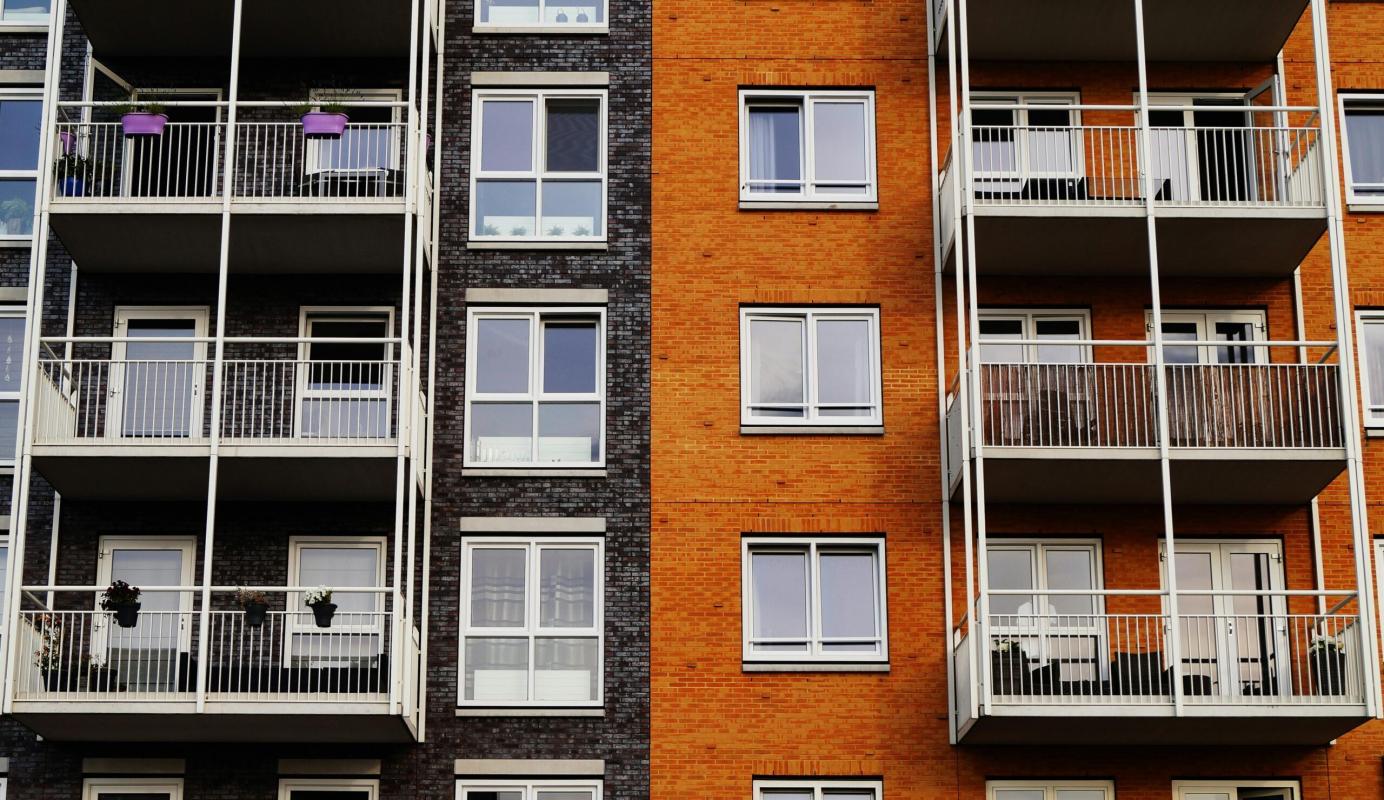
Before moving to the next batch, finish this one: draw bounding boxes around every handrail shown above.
[41,337,402,344]
[24,585,395,593]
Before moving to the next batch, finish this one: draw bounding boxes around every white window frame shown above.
[469,88,609,243]
[970,91,1083,189]
[741,536,888,664]
[0,776,5,800]
[459,535,605,707]
[0,304,25,465]
[1171,780,1299,800]
[457,779,603,800]
[1357,310,1384,427]
[0,533,8,640]
[738,89,878,204]
[464,306,607,468]
[296,306,396,441]
[0,0,49,25]
[978,308,1091,364]
[1146,309,1267,365]
[0,87,42,240]
[987,780,1114,800]
[278,778,379,800]
[82,778,184,800]
[306,88,402,177]
[285,535,387,666]
[753,779,883,800]
[1339,93,1384,209]
[473,0,607,31]
[739,307,883,427]
[986,538,1106,681]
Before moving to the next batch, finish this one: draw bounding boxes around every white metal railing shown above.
[53,121,225,200]
[983,605,1363,706]
[33,349,399,446]
[232,122,408,201]
[978,362,1342,449]
[938,150,956,254]
[968,120,1325,209]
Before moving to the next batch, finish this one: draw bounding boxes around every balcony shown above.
[66,0,416,59]
[946,360,1346,503]
[8,589,421,742]
[938,109,1327,277]
[934,0,1308,63]
[29,340,411,500]
[48,105,414,273]
[953,592,1370,745]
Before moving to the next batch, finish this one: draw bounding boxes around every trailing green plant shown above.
[99,579,141,610]
[32,613,62,671]
[112,101,167,116]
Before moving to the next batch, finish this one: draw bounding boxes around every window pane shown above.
[1034,318,1083,364]
[543,320,598,394]
[747,105,802,193]
[1213,320,1255,365]
[819,551,878,650]
[470,548,526,627]
[993,791,1044,800]
[1348,109,1384,195]
[539,548,595,627]
[816,318,872,407]
[1044,549,1094,616]
[476,180,537,237]
[824,792,876,800]
[537,402,600,463]
[535,636,598,701]
[475,318,531,394]
[0,0,48,19]
[0,400,19,460]
[1162,321,1201,364]
[299,546,378,613]
[479,0,539,23]
[546,99,600,172]
[978,318,1025,363]
[540,180,602,237]
[464,637,529,701]
[288,792,373,800]
[986,548,1034,617]
[750,551,809,649]
[762,791,813,800]
[813,101,868,191]
[0,315,24,393]
[749,318,805,409]
[542,0,602,23]
[1056,791,1108,800]
[466,794,523,800]
[538,793,595,800]
[1366,322,1384,407]
[481,101,534,171]
[0,99,39,170]
[0,179,35,238]
[470,402,533,463]
[0,546,8,622]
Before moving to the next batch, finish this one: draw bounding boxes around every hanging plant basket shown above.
[243,602,269,629]
[301,111,349,140]
[121,112,168,137]
[309,601,337,629]
[109,602,141,628]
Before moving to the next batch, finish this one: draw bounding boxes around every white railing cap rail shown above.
[23,584,396,593]
[40,336,402,345]
[973,338,1338,348]
[57,100,411,109]
[985,588,1358,598]
[969,102,1319,114]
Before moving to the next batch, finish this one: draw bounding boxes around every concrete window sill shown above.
[741,425,884,436]
[742,662,890,673]
[467,241,609,251]
[456,707,605,717]
[462,468,608,478]
[472,25,609,35]
[739,201,879,212]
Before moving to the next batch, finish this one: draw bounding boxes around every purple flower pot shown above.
[121,112,168,137]
[301,111,349,139]
[57,130,76,155]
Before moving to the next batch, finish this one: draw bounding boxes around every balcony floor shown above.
[944,208,1326,278]
[958,704,1370,746]
[12,700,415,743]
[966,447,1346,504]
[49,203,409,274]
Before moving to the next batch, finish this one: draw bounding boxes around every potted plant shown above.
[305,586,336,629]
[296,97,351,140]
[235,588,270,629]
[100,580,142,628]
[990,638,1029,696]
[33,613,71,692]
[57,129,76,155]
[53,153,100,198]
[115,102,168,137]
[1309,632,1347,696]
[84,652,118,692]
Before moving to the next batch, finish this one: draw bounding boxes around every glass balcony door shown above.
[111,307,208,440]
[92,536,196,694]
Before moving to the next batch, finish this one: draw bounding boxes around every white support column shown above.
[1,0,67,714]
[194,0,245,714]
[1131,0,1184,715]
[1308,0,1382,717]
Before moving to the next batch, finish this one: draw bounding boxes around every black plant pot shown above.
[42,668,76,692]
[991,649,1029,696]
[109,602,141,629]
[243,602,269,629]
[88,667,118,693]
[310,602,337,629]
[1312,648,1348,696]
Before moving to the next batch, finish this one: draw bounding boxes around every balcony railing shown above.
[33,343,400,446]
[11,589,403,705]
[977,594,1365,707]
[978,362,1342,450]
[964,109,1325,211]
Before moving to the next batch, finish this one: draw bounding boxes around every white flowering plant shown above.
[1309,632,1342,654]
[994,639,1023,655]
[304,586,334,607]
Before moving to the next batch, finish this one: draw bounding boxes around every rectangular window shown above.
[457,781,602,800]
[740,89,877,204]
[0,306,24,462]
[1151,309,1265,366]
[742,537,888,664]
[740,307,882,427]
[1358,311,1384,427]
[987,781,1114,800]
[287,536,386,667]
[978,309,1089,364]
[971,92,1081,197]
[1341,95,1384,205]
[0,89,41,240]
[986,540,1104,685]
[1171,781,1299,800]
[308,89,401,178]
[279,779,379,800]
[0,0,48,23]
[754,779,882,800]
[476,0,605,28]
[460,537,603,706]
[82,779,184,800]
[465,307,605,467]
[298,308,394,440]
[471,89,607,242]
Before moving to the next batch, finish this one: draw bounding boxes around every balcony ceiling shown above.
[959,708,1370,746]
[69,0,412,59]
[944,0,1308,62]
[13,705,416,743]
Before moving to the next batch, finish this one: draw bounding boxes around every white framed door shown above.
[111,306,209,440]
[284,536,386,667]
[306,89,402,179]
[93,536,196,693]
[1161,540,1289,699]
[1146,93,1258,204]
[1173,781,1299,800]
[123,88,223,199]
[295,308,393,440]
[971,92,1084,195]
